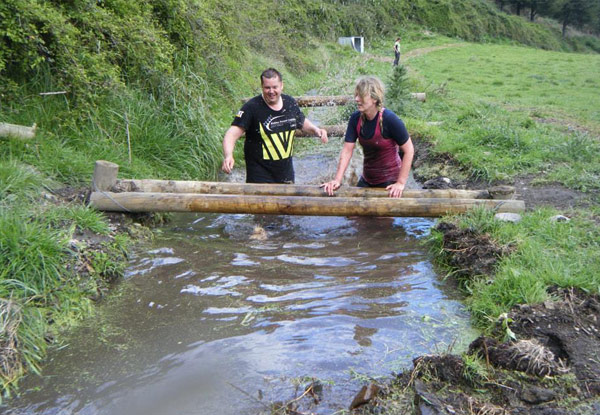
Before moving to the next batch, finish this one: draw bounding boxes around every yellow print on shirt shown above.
[259,124,295,161]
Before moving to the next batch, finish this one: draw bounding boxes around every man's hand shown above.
[222,156,235,174]
[317,128,328,144]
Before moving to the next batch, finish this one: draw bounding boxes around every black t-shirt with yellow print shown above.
[232,94,305,183]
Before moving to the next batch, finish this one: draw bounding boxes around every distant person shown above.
[321,76,414,198]
[221,67,328,183]
[393,37,401,66]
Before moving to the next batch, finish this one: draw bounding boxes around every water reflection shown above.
[3,213,478,415]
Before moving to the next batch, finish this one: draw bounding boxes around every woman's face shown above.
[355,93,377,115]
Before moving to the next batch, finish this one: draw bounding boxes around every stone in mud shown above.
[423,176,453,189]
[349,383,380,410]
[494,212,522,223]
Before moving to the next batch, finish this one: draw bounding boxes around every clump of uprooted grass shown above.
[469,336,569,377]
[0,298,23,391]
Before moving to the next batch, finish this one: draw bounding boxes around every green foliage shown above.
[387,64,411,115]
[0,160,47,205]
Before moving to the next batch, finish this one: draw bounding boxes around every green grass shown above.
[0,158,133,396]
[409,44,600,129]
[428,208,600,329]
[396,43,600,190]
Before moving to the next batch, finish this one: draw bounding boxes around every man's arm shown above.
[301,119,328,144]
[221,125,246,174]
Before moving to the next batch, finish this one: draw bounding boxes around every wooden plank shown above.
[113,179,492,199]
[89,192,524,217]
[93,160,119,191]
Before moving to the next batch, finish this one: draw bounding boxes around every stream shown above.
[3,155,479,415]
[4,213,478,415]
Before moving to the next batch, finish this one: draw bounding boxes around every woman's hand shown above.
[320,180,341,196]
[386,182,405,198]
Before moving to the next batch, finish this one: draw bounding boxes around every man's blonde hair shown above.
[354,76,385,111]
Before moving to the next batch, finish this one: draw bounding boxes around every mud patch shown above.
[435,222,514,280]
[512,175,596,210]
[506,287,600,396]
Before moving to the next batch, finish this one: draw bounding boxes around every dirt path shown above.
[368,42,467,63]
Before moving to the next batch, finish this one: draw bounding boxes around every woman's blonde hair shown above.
[354,76,385,112]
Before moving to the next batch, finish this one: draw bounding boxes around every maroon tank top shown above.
[356,109,401,185]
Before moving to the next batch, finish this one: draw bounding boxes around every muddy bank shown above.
[347,286,600,415]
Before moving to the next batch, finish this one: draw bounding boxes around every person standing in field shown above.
[321,76,414,198]
[221,68,328,183]
[393,37,401,66]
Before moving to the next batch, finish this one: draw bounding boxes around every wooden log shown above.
[242,95,354,107]
[0,122,37,139]
[295,124,346,137]
[295,95,354,107]
[114,179,492,199]
[92,160,119,191]
[243,94,426,106]
[89,192,525,217]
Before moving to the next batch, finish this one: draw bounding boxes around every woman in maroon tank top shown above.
[321,76,414,198]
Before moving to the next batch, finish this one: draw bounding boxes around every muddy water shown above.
[4,210,478,415]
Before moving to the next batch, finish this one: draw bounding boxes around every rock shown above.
[549,215,570,222]
[423,176,453,189]
[349,383,380,410]
[488,185,516,199]
[519,385,557,404]
[494,212,522,223]
[413,380,448,415]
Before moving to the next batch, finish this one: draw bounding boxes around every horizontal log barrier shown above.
[89,192,525,217]
[113,179,493,199]
[241,94,427,107]
[295,124,346,137]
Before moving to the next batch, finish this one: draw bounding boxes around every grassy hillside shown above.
[1,0,599,399]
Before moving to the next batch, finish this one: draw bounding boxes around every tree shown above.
[554,0,596,36]
[525,0,559,21]
[509,0,526,15]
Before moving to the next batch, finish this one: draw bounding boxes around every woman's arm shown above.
[386,137,414,198]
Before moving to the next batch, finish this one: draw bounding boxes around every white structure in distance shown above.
[338,36,364,53]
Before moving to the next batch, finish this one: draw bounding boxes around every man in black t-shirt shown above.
[221,68,328,183]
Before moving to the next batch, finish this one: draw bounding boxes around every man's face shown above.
[261,76,283,106]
